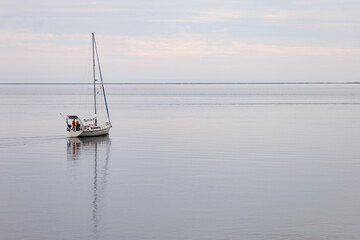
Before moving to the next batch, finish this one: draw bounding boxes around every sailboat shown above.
[66,32,112,137]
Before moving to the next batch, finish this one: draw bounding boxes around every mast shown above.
[93,34,112,126]
[92,32,97,126]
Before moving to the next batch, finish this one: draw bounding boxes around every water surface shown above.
[1,84,360,240]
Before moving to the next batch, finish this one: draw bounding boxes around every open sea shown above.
[1,83,360,240]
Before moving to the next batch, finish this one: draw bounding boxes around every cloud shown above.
[152,10,245,23]
[0,7,124,14]
[152,5,360,26]
[1,32,360,59]
[0,32,87,41]
[0,31,360,82]
[100,35,360,58]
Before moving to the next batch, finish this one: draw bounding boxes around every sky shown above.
[1,0,360,83]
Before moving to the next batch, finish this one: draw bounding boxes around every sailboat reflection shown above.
[67,136,111,240]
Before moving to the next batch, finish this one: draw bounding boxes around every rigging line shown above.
[93,34,111,125]
[99,85,105,122]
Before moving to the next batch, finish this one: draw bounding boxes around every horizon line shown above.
[1,82,360,85]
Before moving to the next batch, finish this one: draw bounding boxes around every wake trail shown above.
[0,135,67,148]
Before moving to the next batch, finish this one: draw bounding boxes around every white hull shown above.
[68,124,111,138]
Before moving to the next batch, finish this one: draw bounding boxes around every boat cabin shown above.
[67,115,84,132]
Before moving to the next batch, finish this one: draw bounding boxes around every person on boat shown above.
[72,119,76,131]
[76,120,80,131]
[66,118,71,129]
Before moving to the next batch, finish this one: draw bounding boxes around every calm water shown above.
[1,84,360,240]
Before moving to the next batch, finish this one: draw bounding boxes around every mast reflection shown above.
[67,136,111,240]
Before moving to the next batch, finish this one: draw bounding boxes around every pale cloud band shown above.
[2,32,359,58]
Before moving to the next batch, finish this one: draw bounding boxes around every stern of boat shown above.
[68,130,84,138]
